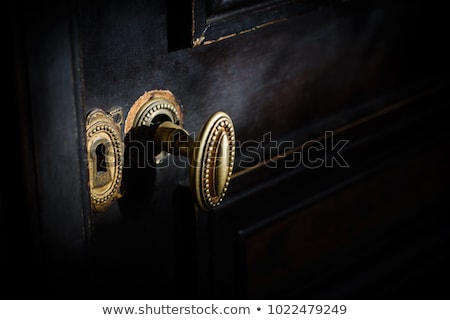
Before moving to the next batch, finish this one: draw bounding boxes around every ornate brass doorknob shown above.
[125,91,235,210]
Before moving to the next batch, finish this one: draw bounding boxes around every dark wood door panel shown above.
[192,0,339,46]
[206,0,264,15]
[241,146,450,298]
[6,0,450,300]
[6,1,91,298]
[206,86,450,298]
[80,0,450,179]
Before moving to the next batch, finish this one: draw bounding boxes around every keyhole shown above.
[96,143,107,174]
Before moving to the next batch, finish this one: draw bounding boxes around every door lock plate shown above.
[86,108,124,212]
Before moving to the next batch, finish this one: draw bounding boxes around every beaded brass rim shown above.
[125,90,235,210]
[86,109,123,212]
[134,98,180,127]
[125,90,183,134]
[190,112,235,210]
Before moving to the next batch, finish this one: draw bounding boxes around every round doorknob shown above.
[125,91,235,210]
[155,111,235,209]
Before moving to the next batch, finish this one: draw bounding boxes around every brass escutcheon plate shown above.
[86,108,124,212]
[124,90,183,134]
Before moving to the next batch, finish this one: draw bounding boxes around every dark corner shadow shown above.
[117,126,157,217]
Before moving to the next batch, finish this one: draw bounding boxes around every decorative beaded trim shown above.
[86,109,123,212]
[136,101,180,127]
[201,117,235,208]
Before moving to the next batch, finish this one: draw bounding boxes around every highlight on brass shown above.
[85,108,124,213]
[190,111,235,209]
[125,90,235,210]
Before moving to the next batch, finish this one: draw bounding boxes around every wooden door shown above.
[5,0,450,299]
